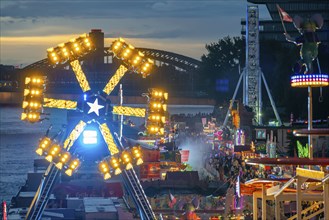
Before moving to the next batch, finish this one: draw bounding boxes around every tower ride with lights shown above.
[22,34,158,220]
[224,5,282,126]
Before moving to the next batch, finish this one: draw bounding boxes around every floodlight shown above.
[98,160,111,180]
[55,152,71,169]
[65,159,80,176]
[83,130,98,144]
[36,137,51,155]
[21,76,46,123]
[131,146,143,165]
[45,144,60,162]
[47,33,93,65]
[120,151,133,170]
[109,157,122,175]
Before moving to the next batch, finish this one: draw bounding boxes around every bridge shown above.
[23,30,201,72]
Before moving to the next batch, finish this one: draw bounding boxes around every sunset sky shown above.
[1,0,270,66]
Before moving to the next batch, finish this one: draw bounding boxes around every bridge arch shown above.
[24,48,201,72]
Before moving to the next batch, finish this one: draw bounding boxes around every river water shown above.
[0,105,214,204]
[0,107,67,203]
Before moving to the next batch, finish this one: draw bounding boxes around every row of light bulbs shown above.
[47,34,93,65]
[21,76,46,123]
[99,146,143,180]
[111,38,154,78]
[35,137,81,176]
[146,89,168,135]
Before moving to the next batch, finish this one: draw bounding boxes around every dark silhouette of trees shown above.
[198,36,245,102]
[197,36,329,122]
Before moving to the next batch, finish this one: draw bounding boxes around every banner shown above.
[180,150,190,162]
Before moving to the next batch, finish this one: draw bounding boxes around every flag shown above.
[277,4,293,22]
[168,193,177,208]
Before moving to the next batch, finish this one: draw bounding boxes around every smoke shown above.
[178,136,209,172]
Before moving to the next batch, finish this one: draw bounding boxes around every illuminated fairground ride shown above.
[21,33,163,220]
[238,43,329,220]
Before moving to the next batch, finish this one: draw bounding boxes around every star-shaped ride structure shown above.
[87,98,104,116]
[22,34,154,178]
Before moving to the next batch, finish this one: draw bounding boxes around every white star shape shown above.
[87,98,104,116]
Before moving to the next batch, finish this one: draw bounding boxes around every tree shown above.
[198,36,245,102]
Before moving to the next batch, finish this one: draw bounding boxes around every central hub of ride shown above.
[83,91,112,121]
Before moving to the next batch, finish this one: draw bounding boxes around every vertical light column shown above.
[296,177,302,220]
[245,5,261,125]
[261,184,266,220]
[253,192,258,220]
[308,86,313,163]
[324,179,329,220]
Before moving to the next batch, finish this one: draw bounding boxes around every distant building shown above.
[241,0,329,45]
[0,64,19,90]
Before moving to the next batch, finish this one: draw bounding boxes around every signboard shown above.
[256,129,266,140]
[140,163,160,179]
[160,151,181,163]
[180,150,190,163]
[143,149,160,162]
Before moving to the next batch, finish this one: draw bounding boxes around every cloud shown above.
[104,29,186,39]
[1,0,247,19]
[1,0,267,65]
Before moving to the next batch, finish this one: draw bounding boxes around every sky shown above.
[0,0,271,66]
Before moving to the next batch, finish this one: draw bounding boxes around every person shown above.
[284,14,323,74]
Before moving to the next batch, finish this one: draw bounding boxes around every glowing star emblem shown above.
[87,98,104,116]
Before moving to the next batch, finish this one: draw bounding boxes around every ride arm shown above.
[103,65,128,95]
[63,120,87,150]
[70,60,91,92]
[98,123,120,155]
[112,106,146,118]
[43,98,77,110]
